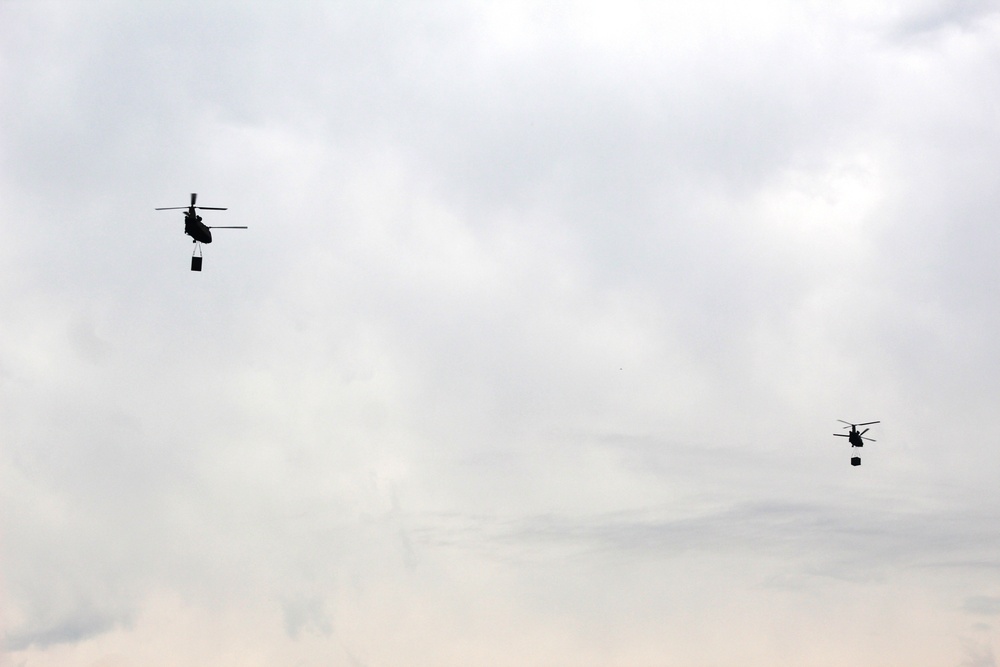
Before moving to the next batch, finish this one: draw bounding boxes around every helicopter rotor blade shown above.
[837,420,853,427]
[833,433,849,437]
[154,206,188,210]
[857,421,880,426]
[195,206,227,210]
[859,428,870,436]
[207,226,247,229]
[862,437,876,442]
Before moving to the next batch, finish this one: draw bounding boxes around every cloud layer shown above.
[3,1,1000,665]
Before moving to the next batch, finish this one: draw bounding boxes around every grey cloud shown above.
[282,596,333,640]
[965,597,1000,616]
[5,1,1000,664]
[407,496,1000,585]
[962,639,998,667]
[6,612,120,652]
[889,0,1000,39]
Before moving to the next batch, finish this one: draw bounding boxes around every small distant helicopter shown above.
[834,420,879,466]
[155,193,246,270]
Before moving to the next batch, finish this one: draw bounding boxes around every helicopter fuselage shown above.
[184,211,213,244]
[848,430,863,447]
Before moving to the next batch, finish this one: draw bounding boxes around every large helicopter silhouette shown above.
[155,193,246,270]
[834,420,879,466]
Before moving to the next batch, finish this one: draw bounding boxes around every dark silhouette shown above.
[155,193,246,270]
[834,420,879,466]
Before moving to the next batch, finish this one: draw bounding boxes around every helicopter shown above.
[834,420,879,466]
[155,193,246,270]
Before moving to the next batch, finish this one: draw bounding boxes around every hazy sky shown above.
[3,1,1000,665]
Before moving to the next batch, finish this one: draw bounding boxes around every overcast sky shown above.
[3,1,1000,665]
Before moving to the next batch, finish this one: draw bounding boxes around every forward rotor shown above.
[838,420,879,435]
[155,192,228,211]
